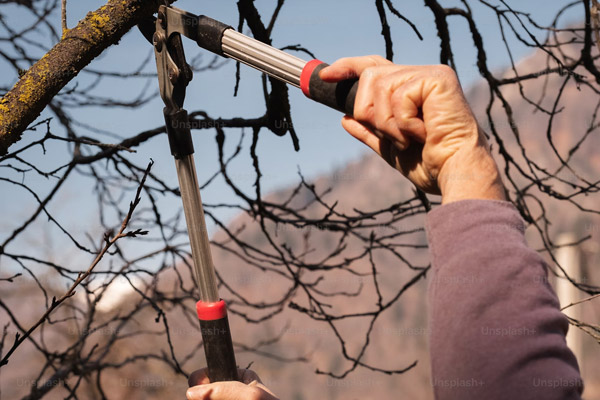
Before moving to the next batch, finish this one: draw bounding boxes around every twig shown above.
[61,0,68,36]
[0,161,152,368]
[0,273,22,282]
[561,293,600,311]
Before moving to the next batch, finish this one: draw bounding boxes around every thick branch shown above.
[0,0,164,155]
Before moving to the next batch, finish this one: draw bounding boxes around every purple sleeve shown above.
[426,200,583,400]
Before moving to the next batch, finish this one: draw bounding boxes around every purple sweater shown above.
[426,200,583,399]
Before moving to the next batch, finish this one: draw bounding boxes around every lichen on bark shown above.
[0,0,165,155]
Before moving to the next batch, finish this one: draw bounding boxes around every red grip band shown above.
[300,59,323,98]
[196,299,227,321]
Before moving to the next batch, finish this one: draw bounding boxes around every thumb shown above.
[187,382,244,400]
[186,381,276,400]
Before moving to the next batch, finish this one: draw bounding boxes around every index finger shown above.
[319,55,393,82]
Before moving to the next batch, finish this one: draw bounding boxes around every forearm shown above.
[426,200,583,399]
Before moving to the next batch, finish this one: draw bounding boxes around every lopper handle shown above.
[191,14,360,116]
[196,300,238,382]
[300,60,359,116]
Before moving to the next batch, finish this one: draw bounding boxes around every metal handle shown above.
[175,154,220,302]
[193,16,359,116]
[220,29,358,115]
[221,29,305,87]
[163,108,238,381]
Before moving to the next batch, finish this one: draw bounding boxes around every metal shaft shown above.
[221,29,307,87]
[175,154,219,302]
[179,25,302,300]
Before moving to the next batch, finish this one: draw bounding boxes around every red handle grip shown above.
[300,59,358,116]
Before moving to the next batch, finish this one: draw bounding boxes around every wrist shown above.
[437,134,506,204]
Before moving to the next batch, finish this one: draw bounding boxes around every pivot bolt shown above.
[153,32,164,52]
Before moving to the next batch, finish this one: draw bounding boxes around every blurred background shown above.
[1,0,599,399]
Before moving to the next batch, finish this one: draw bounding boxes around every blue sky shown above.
[0,1,581,266]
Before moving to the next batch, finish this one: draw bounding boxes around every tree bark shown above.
[0,0,164,155]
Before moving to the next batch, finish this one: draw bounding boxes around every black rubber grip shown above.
[307,63,358,116]
[196,15,232,56]
[164,108,194,159]
[199,316,238,382]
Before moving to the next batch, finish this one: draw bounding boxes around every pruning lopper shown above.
[140,3,358,383]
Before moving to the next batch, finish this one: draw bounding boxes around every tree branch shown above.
[0,0,165,155]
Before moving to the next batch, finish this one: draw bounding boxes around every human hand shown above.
[320,56,505,203]
[186,368,278,400]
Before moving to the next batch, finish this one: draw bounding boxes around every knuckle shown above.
[354,105,372,123]
[362,65,378,79]
[432,64,457,80]
[361,66,387,86]
[366,54,390,65]
[374,74,391,91]
[373,116,387,132]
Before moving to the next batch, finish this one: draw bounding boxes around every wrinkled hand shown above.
[320,56,505,203]
[186,368,278,400]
